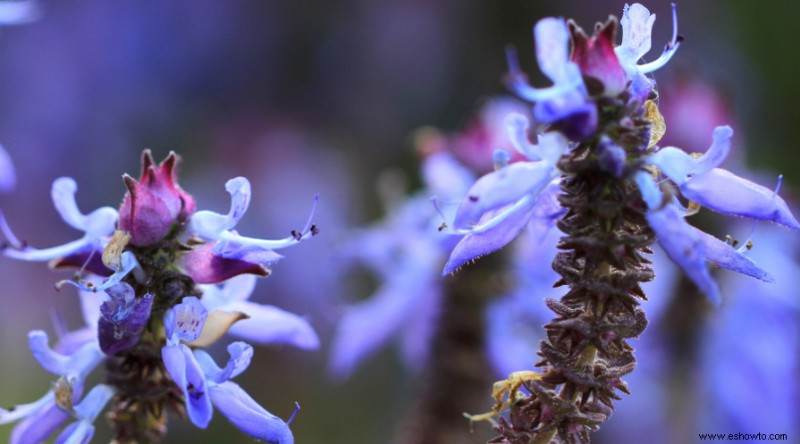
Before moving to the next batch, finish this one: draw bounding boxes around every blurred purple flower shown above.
[329,150,474,379]
[0,144,15,192]
[506,18,596,139]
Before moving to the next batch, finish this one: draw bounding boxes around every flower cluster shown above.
[0,150,318,443]
[446,3,797,303]
[438,3,799,442]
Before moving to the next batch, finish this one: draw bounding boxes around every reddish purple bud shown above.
[569,18,626,97]
[180,243,269,284]
[119,150,196,246]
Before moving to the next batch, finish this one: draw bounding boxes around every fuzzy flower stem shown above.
[492,93,656,443]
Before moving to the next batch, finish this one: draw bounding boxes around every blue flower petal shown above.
[648,126,733,186]
[647,204,721,305]
[8,398,70,444]
[194,342,254,385]
[28,331,104,377]
[164,296,208,344]
[224,301,319,350]
[161,343,213,428]
[54,384,114,444]
[453,162,555,229]
[209,381,294,444]
[421,151,475,201]
[444,197,536,275]
[681,168,800,229]
[330,242,439,378]
[692,226,774,282]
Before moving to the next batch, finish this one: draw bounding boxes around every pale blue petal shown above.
[209,381,294,444]
[444,198,536,275]
[681,168,800,229]
[198,274,258,311]
[616,3,656,68]
[633,171,663,210]
[9,398,69,444]
[28,331,103,377]
[190,177,251,239]
[647,205,721,304]
[330,242,438,378]
[535,18,571,83]
[692,227,774,282]
[453,162,555,228]
[54,422,94,444]
[506,113,539,160]
[55,328,97,356]
[195,342,253,384]
[164,296,207,344]
[421,151,475,201]
[649,126,733,186]
[211,239,284,264]
[161,343,213,428]
[0,391,54,425]
[0,144,15,192]
[51,177,88,231]
[55,385,114,444]
[224,301,319,350]
[528,180,565,242]
[50,177,118,237]
[4,237,96,262]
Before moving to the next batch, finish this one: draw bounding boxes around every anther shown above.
[288,402,301,425]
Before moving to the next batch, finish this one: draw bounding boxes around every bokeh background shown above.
[0,0,797,443]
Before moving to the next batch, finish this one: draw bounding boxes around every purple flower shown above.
[161,297,214,427]
[442,114,566,274]
[506,18,596,139]
[615,3,681,101]
[97,282,154,355]
[637,126,797,303]
[330,151,472,378]
[119,150,196,246]
[161,299,295,442]
[54,384,115,444]
[0,331,104,444]
[182,177,318,284]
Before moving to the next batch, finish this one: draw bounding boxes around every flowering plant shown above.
[0,151,319,443]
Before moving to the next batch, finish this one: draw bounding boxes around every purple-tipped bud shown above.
[119,150,196,246]
[98,283,154,355]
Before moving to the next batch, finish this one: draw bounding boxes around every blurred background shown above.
[0,0,797,442]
